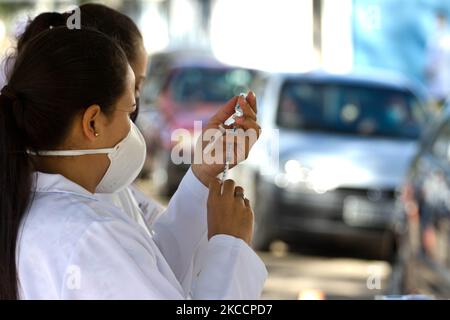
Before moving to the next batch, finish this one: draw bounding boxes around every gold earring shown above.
[94,132,99,137]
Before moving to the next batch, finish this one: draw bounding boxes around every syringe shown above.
[202,94,246,193]
[203,95,244,155]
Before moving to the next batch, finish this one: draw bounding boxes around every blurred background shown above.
[3,0,450,299]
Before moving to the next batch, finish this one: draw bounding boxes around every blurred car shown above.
[391,105,450,297]
[137,50,254,196]
[233,70,429,259]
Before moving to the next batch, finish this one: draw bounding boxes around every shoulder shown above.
[18,191,138,264]
[17,199,156,299]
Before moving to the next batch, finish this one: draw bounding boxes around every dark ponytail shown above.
[17,12,69,53]
[0,26,129,299]
[0,87,32,300]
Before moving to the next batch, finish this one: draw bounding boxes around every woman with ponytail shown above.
[0,85,32,299]
[0,20,266,299]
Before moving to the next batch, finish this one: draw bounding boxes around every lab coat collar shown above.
[32,171,98,200]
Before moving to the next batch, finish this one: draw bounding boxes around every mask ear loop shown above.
[27,121,136,156]
[26,147,116,156]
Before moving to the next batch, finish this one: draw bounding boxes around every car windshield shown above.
[169,67,253,104]
[277,80,425,139]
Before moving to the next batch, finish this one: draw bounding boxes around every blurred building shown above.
[0,0,449,85]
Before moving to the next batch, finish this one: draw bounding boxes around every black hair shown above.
[78,3,144,64]
[0,26,129,299]
[16,4,144,120]
[79,3,144,121]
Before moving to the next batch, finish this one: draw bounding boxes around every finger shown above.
[238,95,257,121]
[209,96,239,124]
[222,179,235,197]
[245,91,257,114]
[235,118,261,136]
[208,178,222,197]
[223,128,258,165]
[244,198,251,208]
[234,186,245,205]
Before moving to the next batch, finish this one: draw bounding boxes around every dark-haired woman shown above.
[0,26,265,300]
[12,4,266,300]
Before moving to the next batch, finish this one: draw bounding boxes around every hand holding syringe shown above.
[192,91,259,190]
[203,93,246,193]
[203,93,245,154]
[196,92,260,247]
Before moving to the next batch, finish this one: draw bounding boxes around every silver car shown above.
[232,70,430,260]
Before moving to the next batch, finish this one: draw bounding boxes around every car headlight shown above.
[284,159,310,183]
[275,159,339,194]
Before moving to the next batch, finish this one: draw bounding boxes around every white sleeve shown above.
[193,235,268,300]
[151,167,209,291]
[151,168,267,299]
[61,220,267,300]
[61,220,184,300]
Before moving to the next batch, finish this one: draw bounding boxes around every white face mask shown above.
[33,122,147,193]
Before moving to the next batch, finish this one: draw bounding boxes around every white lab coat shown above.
[17,168,267,299]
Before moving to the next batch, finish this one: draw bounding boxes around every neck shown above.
[33,155,108,193]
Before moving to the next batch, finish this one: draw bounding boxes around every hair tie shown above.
[1,85,17,101]
[1,85,26,128]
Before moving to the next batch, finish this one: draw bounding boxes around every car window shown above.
[168,67,253,104]
[276,80,425,139]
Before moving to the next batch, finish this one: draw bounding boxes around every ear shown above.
[81,104,102,141]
